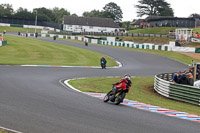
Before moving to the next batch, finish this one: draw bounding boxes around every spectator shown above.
[25,31,28,37]
[85,40,88,46]
[172,71,182,84]
[197,69,200,80]
[188,67,194,75]
[35,32,38,38]
[178,74,190,85]
[188,73,194,86]
[195,32,199,38]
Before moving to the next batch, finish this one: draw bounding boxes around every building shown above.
[146,16,196,28]
[130,19,144,27]
[62,15,120,33]
[132,16,200,28]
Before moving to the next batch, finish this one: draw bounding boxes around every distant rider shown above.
[85,40,88,46]
[100,57,107,69]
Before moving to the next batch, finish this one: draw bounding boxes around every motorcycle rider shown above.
[100,57,107,69]
[112,74,132,97]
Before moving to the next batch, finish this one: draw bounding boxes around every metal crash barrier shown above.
[154,73,200,106]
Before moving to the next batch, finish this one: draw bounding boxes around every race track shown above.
[0,35,199,133]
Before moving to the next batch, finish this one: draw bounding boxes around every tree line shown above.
[0,2,123,24]
[0,4,76,24]
[1,0,198,27]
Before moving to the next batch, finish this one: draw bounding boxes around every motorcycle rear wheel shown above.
[114,92,126,105]
[114,96,121,105]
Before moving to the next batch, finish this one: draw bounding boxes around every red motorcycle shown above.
[103,84,127,105]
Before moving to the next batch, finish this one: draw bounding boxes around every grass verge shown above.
[0,130,10,133]
[0,26,41,33]
[68,77,200,115]
[128,27,200,35]
[0,35,117,66]
[128,27,177,34]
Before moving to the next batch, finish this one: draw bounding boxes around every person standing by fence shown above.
[172,71,182,84]
[188,73,194,86]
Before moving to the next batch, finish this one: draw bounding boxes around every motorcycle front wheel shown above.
[104,91,112,102]
[103,94,109,102]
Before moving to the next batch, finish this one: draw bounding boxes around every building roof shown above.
[131,19,144,25]
[145,16,195,22]
[63,15,120,28]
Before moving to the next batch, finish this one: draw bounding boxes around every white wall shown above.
[58,35,64,39]
[23,25,55,31]
[63,24,119,33]
[0,23,10,26]
[23,25,44,29]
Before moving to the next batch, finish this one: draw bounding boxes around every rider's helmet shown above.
[123,74,131,80]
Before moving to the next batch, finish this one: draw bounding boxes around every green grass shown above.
[69,77,200,115]
[128,27,178,34]
[192,28,200,34]
[128,27,200,35]
[187,42,200,47]
[0,26,41,33]
[0,129,9,133]
[0,35,117,66]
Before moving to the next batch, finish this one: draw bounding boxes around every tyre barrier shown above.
[154,73,200,106]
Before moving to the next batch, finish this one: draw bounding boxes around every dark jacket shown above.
[188,78,194,86]
[178,75,189,85]
[100,58,107,64]
[172,74,182,83]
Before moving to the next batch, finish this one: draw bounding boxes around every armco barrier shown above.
[154,73,200,106]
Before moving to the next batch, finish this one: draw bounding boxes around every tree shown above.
[52,7,70,23]
[189,13,200,19]
[14,7,34,19]
[159,6,174,16]
[71,13,78,17]
[121,21,131,29]
[135,0,174,17]
[103,2,123,23]
[0,4,14,17]
[33,7,55,22]
[82,10,104,18]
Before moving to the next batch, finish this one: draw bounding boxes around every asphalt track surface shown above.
[0,34,199,133]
